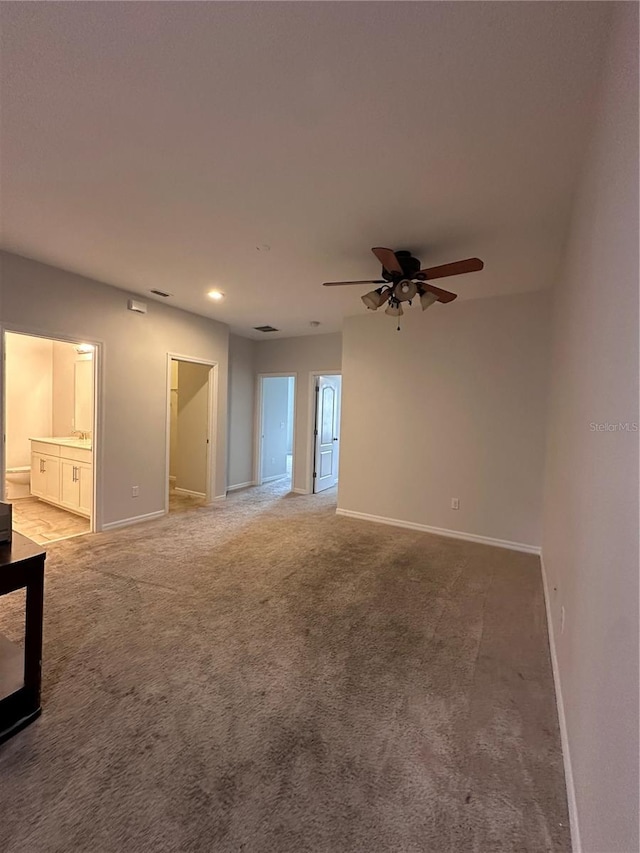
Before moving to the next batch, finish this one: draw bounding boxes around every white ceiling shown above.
[0,2,610,339]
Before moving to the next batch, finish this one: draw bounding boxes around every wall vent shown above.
[150,289,172,298]
[254,325,279,333]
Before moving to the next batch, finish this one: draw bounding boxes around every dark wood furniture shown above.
[0,533,46,743]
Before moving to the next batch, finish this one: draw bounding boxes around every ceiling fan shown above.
[323,248,484,325]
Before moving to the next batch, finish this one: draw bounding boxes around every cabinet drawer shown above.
[63,447,92,464]
[31,441,61,457]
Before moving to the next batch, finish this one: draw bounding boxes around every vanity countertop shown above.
[30,437,93,451]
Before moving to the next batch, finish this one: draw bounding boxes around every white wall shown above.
[541,5,639,852]
[260,376,290,481]
[339,291,550,549]
[5,332,53,469]
[255,333,342,493]
[175,360,210,495]
[227,334,255,489]
[0,251,229,525]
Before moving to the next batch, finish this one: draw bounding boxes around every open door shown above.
[313,375,341,493]
[258,375,295,485]
[167,357,213,513]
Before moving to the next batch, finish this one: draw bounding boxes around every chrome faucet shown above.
[72,430,91,441]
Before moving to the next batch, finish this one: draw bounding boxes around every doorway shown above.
[3,330,97,544]
[257,375,295,488]
[313,374,342,493]
[167,357,214,514]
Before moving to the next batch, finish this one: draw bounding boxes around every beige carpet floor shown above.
[0,479,569,852]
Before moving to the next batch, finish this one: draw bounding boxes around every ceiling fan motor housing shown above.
[380,250,422,281]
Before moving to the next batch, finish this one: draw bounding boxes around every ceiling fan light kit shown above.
[361,287,389,310]
[325,247,484,330]
[420,291,438,311]
[394,279,417,302]
[384,301,403,318]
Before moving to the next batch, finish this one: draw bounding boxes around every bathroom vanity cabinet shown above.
[30,439,93,517]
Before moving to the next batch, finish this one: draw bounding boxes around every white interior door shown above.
[313,375,341,493]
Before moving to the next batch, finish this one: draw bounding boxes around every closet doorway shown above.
[166,356,215,514]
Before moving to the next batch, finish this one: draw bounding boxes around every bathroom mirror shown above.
[74,357,94,434]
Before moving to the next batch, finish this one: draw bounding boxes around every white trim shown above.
[292,487,308,495]
[262,473,288,484]
[173,487,206,498]
[540,554,581,852]
[226,480,255,492]
[212,493,227,502]
[335,508,540,554]
[101,510,166,531]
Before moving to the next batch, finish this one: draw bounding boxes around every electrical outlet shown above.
[451,498,460,510]
[561,605,566,634]
[132,485,139,498]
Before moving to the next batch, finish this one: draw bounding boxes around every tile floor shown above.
[10,497,90,545]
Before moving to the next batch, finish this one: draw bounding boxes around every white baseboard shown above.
[101,510,166,531]
[540,554,581,852]
[227,481,255,492]
[212,494,227,502]
[334,508,540,555]
[169,475,176,486]
[262,473,288,484]
[174,487,206,498]
[292,487,308,495]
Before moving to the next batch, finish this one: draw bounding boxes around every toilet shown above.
[5,466,31,500]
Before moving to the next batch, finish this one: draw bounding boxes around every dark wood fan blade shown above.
[323,280,386,287]
[417,258,484,280]
[421,283,458,303]
[371,247,403,275]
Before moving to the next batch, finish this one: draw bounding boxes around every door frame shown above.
[0,323,103,533]
[254,373,297,487]
[164,353,218,513]
[307,371,342,495]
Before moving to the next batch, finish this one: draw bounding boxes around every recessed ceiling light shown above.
[207,290,224,301]
[256,244,271,252]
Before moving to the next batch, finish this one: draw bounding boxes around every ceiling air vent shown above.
[254,325,279,333]
[150,289,172,298]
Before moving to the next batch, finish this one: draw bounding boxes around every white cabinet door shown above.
[44,456,61,503]
[59,459,91,517]
[60,459,80,510]
[78,462,93,515]
[30,453,47,498]
[31,453,60,502]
